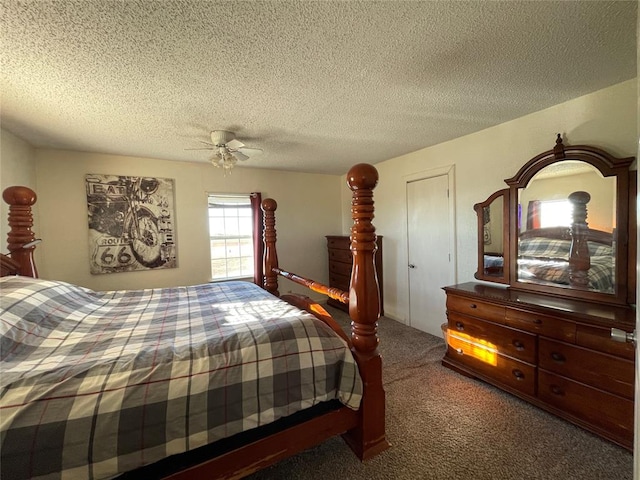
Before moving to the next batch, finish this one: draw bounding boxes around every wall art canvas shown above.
[86,174,177,274]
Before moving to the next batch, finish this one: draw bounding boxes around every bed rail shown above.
[273,267,350,304]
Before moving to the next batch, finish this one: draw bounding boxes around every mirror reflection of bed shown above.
[483,252,504,275]
[516,160,616,293]
[517,196,616,293]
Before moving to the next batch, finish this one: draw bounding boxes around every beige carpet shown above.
[248,305,633,480]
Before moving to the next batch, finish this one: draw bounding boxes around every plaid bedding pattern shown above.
[518,237,571,260]
[519,237,613,261]
[0,276,362,480]
[518,237,614,292]
[518,256,614,292]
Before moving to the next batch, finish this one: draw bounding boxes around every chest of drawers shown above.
[326,235,383,314]
[442,282,635,450]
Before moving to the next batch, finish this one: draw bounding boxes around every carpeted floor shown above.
[247,305,633,480]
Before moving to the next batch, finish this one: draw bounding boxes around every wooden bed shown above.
[0,163,389,480]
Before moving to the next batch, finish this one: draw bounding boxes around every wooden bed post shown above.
[342,163,390,460]
[261,197,279,296]
[568,190,591,288]
[3,186,39,278]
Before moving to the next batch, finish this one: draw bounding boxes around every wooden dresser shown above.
[326,235,383,315]
[442,282,635,450]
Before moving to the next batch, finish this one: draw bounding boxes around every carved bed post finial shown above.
[347,163,380,355]
[343,163,389,460]
[261,198,279,296]
[3,186,39,278]
[568,191,591,289]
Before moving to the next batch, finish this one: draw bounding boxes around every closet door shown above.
[407,174,452,337]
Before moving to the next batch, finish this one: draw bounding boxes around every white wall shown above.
[32,149,342,295]
[0,129,38,254]
[342,79,637,323]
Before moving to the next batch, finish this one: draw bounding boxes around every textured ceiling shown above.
[1,1,637,175]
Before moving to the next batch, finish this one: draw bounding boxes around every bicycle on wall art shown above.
[85,174,177,274]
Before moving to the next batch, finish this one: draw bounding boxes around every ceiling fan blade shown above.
[198,140,216,146]
[185,147,215,151]
[232,151,249,161]
[238,147,263,156]
[226,139,245,150]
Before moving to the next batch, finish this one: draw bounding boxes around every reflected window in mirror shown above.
[538,199,571,227]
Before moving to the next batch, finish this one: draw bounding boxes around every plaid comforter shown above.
[0,276,362,480]
[518,237,614,292]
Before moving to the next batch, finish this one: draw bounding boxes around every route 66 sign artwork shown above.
[86,174,177,274]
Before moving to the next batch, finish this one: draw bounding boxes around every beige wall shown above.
[30,149,342,295]
[0,129,38,254]
[341,79,637,323]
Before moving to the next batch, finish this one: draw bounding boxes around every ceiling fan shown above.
[187,130,263,173]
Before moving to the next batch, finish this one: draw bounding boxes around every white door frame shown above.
[404,165,457,327]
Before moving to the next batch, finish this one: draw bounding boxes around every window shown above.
[208,195,254,280]
[540,199,572,228]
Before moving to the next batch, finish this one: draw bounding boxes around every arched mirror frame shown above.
[505,135,634,306]
[474,188,510,284]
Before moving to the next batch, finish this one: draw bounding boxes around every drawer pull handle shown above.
[469,304,477,309]
[455,348,464,355]
[550,352,565,363]
[512,369,525,381]
[455,321,465,331]
[512,340,525,351]
[550,385,564,396]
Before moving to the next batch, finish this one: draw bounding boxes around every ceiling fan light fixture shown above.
[210,149,238,176]
[190,130,261,175]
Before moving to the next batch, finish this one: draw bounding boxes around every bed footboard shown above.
[341,164,389,459]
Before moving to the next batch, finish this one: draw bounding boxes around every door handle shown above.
[611,328,636,345]
[408,264,416,269]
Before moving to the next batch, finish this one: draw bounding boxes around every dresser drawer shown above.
[329,260,351,277]
[576,324,635,361]
[328,248,352,263]
[447,312,536,364]
[329,272,350,291]
[539,338,634,399]
[446,294,505,323]
[538,370,634,445]
[327,236,350,250]
[446,339,535,396]
[505,308,575,342]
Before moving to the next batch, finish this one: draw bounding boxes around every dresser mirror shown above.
[516,160,617,294]
[475,134,634,306]
[474,188,510,284]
